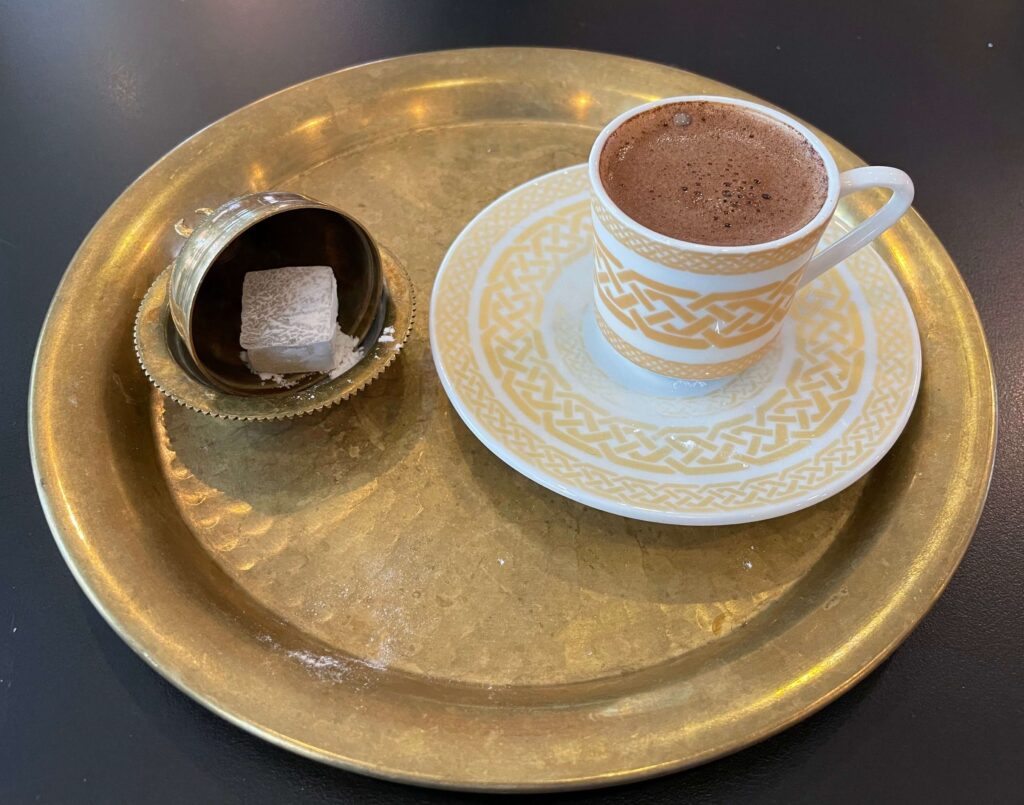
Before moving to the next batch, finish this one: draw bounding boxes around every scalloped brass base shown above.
[134,250,414,420]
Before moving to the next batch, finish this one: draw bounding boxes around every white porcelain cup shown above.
[588,95,914,380]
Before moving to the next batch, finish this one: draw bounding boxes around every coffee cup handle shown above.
[800,167,914,286]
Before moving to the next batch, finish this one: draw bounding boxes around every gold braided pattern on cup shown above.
[594,236,804,352]
[592,198,826,274]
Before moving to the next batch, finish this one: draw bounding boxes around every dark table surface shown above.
[2,1,1022,802]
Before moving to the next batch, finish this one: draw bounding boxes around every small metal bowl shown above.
[168,192,385,395]
[135,192,415,419]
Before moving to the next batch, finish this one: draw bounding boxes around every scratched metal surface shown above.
[26,47,996,792]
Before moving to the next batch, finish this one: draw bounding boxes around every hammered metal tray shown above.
[30,49,995,791]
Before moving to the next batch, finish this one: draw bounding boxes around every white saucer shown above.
[430,166,921,525]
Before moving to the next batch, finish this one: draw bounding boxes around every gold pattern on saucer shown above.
[592,196,826,273]
[134,250,414,420]
[436,166,910,501]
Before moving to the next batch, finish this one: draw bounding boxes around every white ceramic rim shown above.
[430,165,922,526]
[587,95,842,254]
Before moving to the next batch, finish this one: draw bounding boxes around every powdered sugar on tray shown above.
[285,649,352,682]
[328,330,364,379]
[254,632,386,686]
[256,372,297,387]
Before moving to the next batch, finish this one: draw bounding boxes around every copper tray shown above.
[29,48,995,791]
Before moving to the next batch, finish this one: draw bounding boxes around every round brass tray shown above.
[29,49,995,791]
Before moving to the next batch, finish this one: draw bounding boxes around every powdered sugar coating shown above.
[240,266,338,350]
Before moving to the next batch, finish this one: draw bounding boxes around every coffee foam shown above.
[599,101,828,246]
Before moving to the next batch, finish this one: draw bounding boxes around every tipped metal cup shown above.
[168,192,385,395]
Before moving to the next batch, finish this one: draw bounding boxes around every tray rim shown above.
[28,47,997,791]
